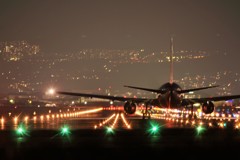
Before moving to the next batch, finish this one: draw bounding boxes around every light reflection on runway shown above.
[0,105,239,132]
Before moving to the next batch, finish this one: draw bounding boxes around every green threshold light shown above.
[106,127,115,135]
[16,124,28,136]
[147,121,161,135]
[196,125,206,135]
[60,125,71,136]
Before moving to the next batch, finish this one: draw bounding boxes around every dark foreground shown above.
[1,127,240,160]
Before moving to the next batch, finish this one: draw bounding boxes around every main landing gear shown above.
[142,103,152,119]
[188,104,197,120]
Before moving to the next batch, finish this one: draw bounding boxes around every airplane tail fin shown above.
[170,37,174,84]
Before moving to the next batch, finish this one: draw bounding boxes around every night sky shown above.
[0,0,240,53]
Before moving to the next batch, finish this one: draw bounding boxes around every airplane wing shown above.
[56,91,149,103]
[185,94,240,104]
[124,85,219,94]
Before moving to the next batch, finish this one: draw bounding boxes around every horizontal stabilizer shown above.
[178,85,219,94]
[124,85,162,94]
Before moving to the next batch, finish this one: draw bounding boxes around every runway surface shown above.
[0,106,240,159]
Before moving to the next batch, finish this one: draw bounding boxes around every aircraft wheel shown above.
[142,113,146,119]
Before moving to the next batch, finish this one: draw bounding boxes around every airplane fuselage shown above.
[157,82,183,108]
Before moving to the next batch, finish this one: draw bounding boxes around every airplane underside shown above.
[138,102,199,120]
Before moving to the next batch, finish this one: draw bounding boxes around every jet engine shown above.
[124,102,136,114]
[202,101,214,114]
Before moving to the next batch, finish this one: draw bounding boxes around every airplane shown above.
[56,37,240,119]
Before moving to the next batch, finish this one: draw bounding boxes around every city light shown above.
[46,88,55,95]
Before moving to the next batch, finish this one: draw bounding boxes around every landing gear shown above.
[142,103,151,119]
[188,114,197,120]
[142,112,151,119]
[188,104,197,120]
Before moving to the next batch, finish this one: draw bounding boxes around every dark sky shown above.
[0,0,240,53]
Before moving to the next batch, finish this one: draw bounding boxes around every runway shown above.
[0,106,240,159]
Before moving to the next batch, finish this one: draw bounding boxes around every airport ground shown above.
[0,106,240,160]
